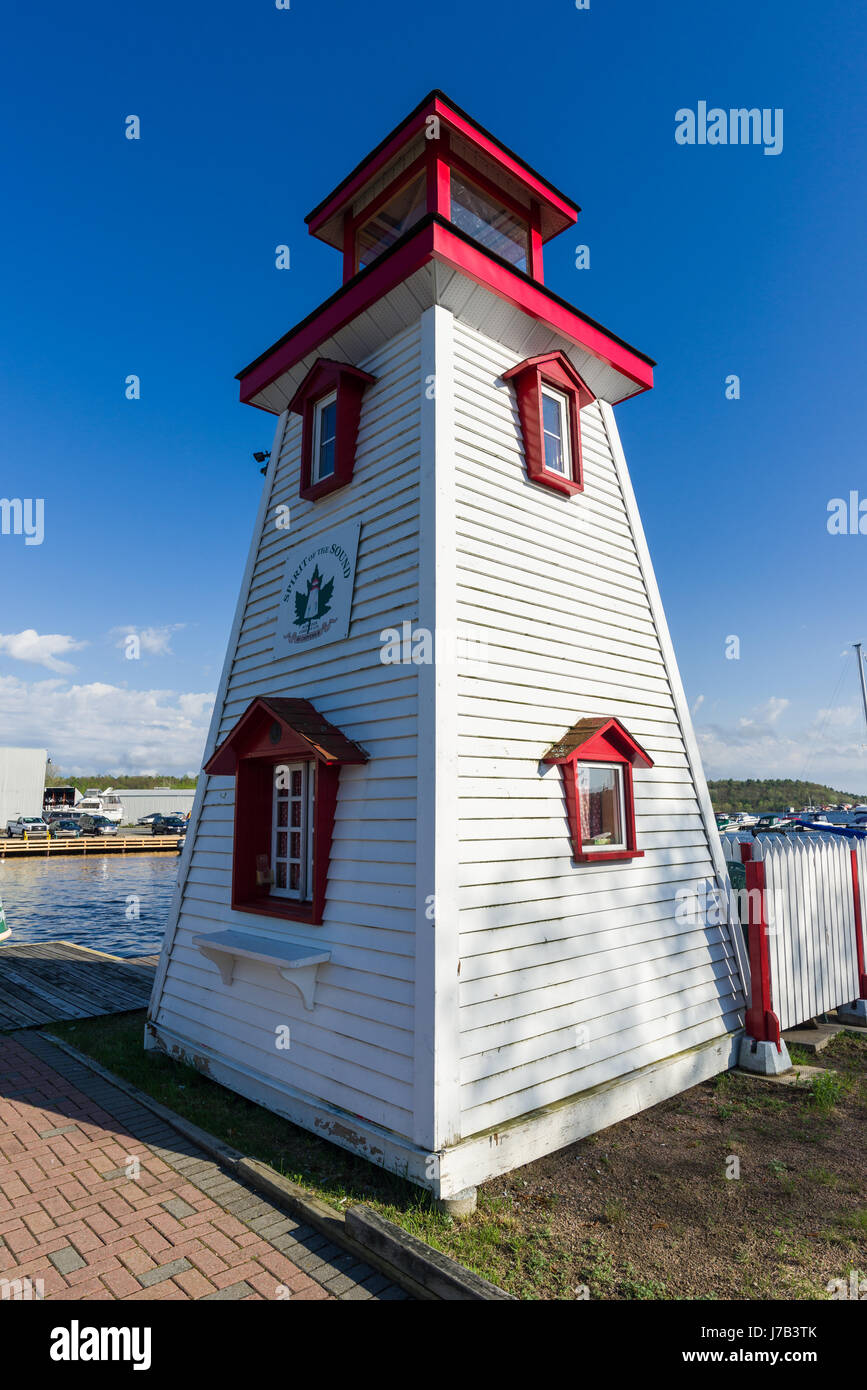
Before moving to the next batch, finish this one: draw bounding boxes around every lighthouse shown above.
[147,92,747,1207]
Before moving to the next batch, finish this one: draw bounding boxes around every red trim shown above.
[529,202,544,283]
[425,128,451,219]
[433,222,653,391]
[572,849,645,864]
[850,848,867,997]
[207,698,366,929]
[503,351,594,497]
[285,358,375,501]
[543,716,652,862]
[306,91,578,243]
[743,858,782,1050]
[237,218,654,410]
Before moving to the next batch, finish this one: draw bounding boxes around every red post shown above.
[743,856,782,1050]
[849,848,867,998]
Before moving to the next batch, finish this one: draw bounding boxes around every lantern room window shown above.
[450,174,529,271]
[355,172,427,272]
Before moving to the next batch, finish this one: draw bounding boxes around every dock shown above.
[0,940,155,1031]
[0,834,183,858]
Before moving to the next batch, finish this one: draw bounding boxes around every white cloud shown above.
[112,624,185,656]
[0,629,86,674]
[696,710,867,792]
[0,675,215,774]
[691,694,705,717]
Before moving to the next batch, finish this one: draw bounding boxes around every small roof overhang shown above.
[542,717,654,768]
[205,697,368,776]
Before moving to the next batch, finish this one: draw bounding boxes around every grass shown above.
[43,1011,867,1300]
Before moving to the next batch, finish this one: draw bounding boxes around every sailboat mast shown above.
[855,642,867,740]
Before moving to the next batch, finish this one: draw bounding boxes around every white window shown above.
[271,762,314,900]
[541,385,572,476]
[576,762,625,852]
[312,392,338,483]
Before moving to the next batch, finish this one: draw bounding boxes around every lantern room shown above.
[305,90,579,285]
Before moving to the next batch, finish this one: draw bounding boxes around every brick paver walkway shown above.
[0,1032,408,1301]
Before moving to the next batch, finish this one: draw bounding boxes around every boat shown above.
[75,788,125,824]
[0,893,9,943]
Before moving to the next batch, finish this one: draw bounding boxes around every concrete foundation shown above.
[836,999,867,1026]
[738,1036,792,1075]
[436,1187,477,1219]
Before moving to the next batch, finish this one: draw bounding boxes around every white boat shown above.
[0,894,9,943]
[76,788,125,824]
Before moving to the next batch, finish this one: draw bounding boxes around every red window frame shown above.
[503,352,595,497]
[542,717,653,863]
[204,697,367,926]
[287,358,376,502]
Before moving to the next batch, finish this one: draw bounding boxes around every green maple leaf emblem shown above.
[294,565,334,627]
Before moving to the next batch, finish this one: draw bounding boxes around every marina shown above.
[0,852,176,957]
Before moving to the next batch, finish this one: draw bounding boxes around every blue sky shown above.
[1,0,865,786]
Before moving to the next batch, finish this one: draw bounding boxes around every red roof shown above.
[205,697,367,775]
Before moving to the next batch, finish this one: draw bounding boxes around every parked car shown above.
[137,813,162,826]
[6,816,48,839]
[79,814,119,836]
[151,815,187,836]
[49,819,84,838]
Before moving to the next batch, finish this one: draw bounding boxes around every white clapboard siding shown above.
[748,834,860,1031]
[153,321,423,1138]
[451,317,744,1134]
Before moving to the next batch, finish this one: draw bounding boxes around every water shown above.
[0,854,178,956]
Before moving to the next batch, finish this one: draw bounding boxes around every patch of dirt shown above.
[479,1037,867,1299]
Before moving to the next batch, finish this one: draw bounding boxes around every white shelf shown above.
[193,930,330,1011]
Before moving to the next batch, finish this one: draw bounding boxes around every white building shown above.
[117,789,196,823]
[147,92,748,1206]
[0,747,47,825]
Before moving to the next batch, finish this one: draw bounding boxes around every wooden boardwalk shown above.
[0,835,182,859]
[0,941,155,1032]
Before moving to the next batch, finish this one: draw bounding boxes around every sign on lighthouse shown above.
[272,519,361,656]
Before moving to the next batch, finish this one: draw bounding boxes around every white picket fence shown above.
[720,831,865,1032]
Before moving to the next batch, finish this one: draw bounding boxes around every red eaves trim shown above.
[237,216,654,409]
[305,90,579,240]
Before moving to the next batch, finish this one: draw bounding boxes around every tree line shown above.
[708,779,867,813]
